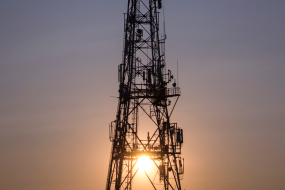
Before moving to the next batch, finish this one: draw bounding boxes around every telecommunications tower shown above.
[106,0,184,189]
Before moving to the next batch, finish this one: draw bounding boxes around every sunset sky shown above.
[1,0,285,189]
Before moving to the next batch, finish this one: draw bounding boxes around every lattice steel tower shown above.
[106,0,184,189]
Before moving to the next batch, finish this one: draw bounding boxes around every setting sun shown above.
[137,156,152,171]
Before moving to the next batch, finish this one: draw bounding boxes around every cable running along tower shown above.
[106,0,184,189]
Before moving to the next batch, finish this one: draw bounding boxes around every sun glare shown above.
[137,156,152,171]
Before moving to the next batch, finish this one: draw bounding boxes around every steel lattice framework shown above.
[106,1,184,189]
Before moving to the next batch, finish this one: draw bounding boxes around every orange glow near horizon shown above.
[137,156,152,171]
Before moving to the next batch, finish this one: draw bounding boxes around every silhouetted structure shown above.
[106,1,184,189]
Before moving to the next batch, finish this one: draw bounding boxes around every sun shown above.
[137,156,152,171]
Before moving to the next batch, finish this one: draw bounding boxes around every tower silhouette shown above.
[106,1,184,189]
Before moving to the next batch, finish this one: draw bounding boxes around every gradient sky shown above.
[1,0,285,190]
